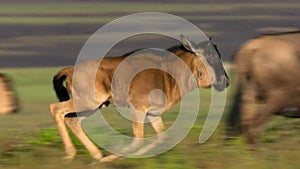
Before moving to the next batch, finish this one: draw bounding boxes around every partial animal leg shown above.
[249,91,286,142]
[148,115,165,135]
[100,109,146,162]
[239,85,257,144]
[123,109,147,152]
[133,115,166,156]
[64,116,103,160]
[49,100,77,159]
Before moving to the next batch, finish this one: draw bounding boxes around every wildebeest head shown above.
[180,34,229,91]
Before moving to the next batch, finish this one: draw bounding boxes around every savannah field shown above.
[0,1,300,169]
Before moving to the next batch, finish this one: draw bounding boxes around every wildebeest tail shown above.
[53,67,72,102]
[226,84,242,136]
[227,37,262,135]
[226,41,256,137]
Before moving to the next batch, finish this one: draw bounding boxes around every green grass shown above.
[0,67,300,169]
[0,3,300,15]
[0,3,241,15]
[0,2,299,25]
[0,16,116,25]
[0,15,294,25]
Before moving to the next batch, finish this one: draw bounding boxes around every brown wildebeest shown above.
[227,31,300,144]
[49,35,229,162]
[0,73,18,114]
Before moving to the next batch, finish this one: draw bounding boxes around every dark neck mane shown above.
[121,44,192,57]
[167,44,190,54]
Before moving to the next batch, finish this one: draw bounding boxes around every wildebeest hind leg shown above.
[65,116,103,160]
[49,100,77,160]
[133,115,166,156]
[249,91,286,144]
[240,85,257,144]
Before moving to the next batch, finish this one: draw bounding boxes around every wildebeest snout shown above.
[213,75,229,91]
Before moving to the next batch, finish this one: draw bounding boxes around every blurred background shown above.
[0,0,299,168]
[0,0,299,68]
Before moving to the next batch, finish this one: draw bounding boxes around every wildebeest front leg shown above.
[132,115,166,156]
[123,109,146,152]
[49,100,77,160]
[64,117,103,160]
[100,109,146,162]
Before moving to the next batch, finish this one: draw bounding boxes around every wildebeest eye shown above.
[197,71,203,77]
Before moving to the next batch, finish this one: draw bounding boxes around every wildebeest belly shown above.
[280,106,300,118]
[110,69,172,113]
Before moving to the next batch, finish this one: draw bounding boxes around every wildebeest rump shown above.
[227,31,300,144]
[49,35,229,162]
[0,73,18,114]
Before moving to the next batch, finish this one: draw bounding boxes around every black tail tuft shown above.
[53,73,69,102]
[226,85,243,136]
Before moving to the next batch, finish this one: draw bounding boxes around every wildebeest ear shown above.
[180,34,197,53]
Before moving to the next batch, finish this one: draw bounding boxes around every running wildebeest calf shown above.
[227,31,300,144]
[0,73,18,114]
[50,35,229,162]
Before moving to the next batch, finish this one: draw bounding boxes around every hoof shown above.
[63,155,74,163]
[63,149,76,163]
[99,154,121,163]
[64,146,76,160]
[247,143,259,151]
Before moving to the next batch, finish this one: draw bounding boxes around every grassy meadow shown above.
[0,3,299,25]
[0,68,300,169]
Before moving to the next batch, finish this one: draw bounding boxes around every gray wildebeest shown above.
[0,73,18,114]
[227,31,300,144]
[49,35,229,162]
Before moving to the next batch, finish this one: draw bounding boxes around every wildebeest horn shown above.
[180,34,197,53]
